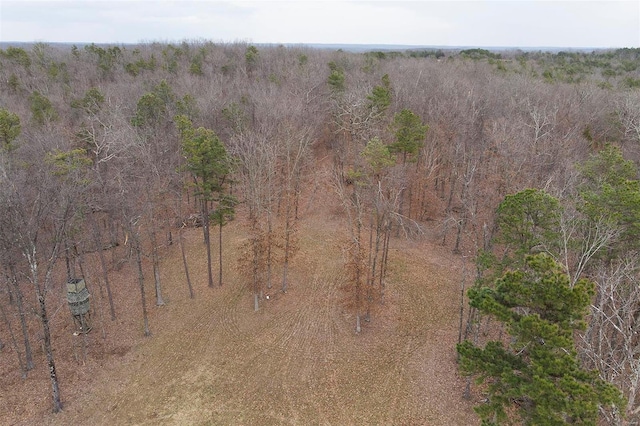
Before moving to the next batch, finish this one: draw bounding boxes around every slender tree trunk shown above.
[294,176,301,220]
[4,275,13,305]
[28,246,63,413]
[0,300,26,376]
[365,211,375,322]
[379,223,391,304]
[354,245,362,334]
[38,292,63,412]
[76,249,107,340]
[253,238,260,311]
[108,215,119,267]
[252,219,261,311]
[27,232,65,413]
[369,209,385,319]
[395,160,407,237]
[354,237,363,334]
[457,256,469,347]
[406,184,413,221]
[63,240,73,281]
[132,231,151,337]
[179,227,194,299]
[282,195,292,293]
[354,211,363,333]
[9,264,34,371]
[370,211,383,311]
[90,214,116,320]
[149,228,165,306]
[266,211,272,289]
[454,216,464,254]
[142,180,164,305]
[419,180,428,221]
[202,199,214,288]
[445,170,457,214]
[218,223,223,287]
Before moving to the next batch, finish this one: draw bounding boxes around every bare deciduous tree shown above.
[580,256,640,423]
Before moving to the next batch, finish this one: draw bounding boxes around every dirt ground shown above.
[1,178,478,425]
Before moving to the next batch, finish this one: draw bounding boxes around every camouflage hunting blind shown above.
[66,278,92,333]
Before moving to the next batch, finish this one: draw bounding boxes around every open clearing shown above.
[4,202,477,425]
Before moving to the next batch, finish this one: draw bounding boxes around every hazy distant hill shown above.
[0,40,609,54]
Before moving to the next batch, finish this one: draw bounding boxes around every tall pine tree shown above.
[176,115,231,288]
[458,253,624,425]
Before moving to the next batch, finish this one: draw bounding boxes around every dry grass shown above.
[2,177,478,425]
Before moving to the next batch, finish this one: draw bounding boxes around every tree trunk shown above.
[457,256,469,347]
[76,249,107,340]
[294,176,301,220]
[132,231,151,337]
[372,211,383,310]
[108,215,119,267]
[63,240,73,281]
[202,199,214,288]
[266,212,272,289]
[365,211,375,322]
[25,246,64,414]
[39,293,63,412]
[252,222,261,311]
[90,214,116,320]
[379,223,391,305]
[396,188,405,238]
[149,228,165,306]
[354,212,363,331]
[8,264,34,371]
[26,234,64,413]
[218,222,223,287]
[418,180,428,221]
[0,299,26,376]
[445,169,457,214]
[282,196,292,293]
[453,216,464,254]
[179,227,194,299]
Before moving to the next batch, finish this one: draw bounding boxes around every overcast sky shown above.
[1,0,639,48]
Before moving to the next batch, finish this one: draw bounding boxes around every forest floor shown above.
[2,171,478,425]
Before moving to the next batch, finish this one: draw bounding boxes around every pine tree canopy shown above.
[458,253,625,425]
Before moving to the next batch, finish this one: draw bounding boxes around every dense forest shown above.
[1,42,640,424]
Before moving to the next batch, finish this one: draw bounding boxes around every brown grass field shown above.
[2,180,478,425]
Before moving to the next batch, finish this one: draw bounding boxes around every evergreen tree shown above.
[327,61,345,94]
[245,45,259,75]
[458,253,624,425]
[29,91,58,125]
[389,108,427,164]
[494,188,562,265]
[211,193,237,287]
[578,144,640,253]
[366,74,392,117]
[0,108,21,152]
[175,115,231,288]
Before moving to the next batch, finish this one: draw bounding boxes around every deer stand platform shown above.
[66,278,92,334]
